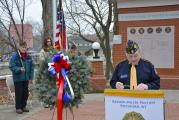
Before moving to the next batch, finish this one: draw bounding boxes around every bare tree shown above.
[40,0,118,80]
[113,0,118,35]
[64,0,117,80]
[0,0,31,47]
[0,29,11,58]
[41,0,53,42]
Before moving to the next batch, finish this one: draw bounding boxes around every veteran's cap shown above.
[126,40,139,54]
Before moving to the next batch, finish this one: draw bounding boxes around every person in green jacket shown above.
[9,42,34,114]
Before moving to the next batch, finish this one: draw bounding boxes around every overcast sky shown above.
[24,0,42,22]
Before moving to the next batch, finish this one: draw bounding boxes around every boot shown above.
[16,109,23,114]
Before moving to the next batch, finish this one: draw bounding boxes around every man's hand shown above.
[136,83,148,90]
[116,82,124,89]
[20,67,25,72]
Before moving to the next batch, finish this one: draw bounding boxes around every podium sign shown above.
[104,89,164,120]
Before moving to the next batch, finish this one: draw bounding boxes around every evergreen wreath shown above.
[34,52,91,108]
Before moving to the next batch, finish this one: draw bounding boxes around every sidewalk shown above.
[0,101,42,120]
[0,90,179,120]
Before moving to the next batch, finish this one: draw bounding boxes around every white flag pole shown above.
[52,0,57,44]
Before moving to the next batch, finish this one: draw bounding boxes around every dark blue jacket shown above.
[9,53,34,82]
[110,59,160,90]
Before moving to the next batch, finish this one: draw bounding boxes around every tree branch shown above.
[1,0,22,41]
[106,0,112,28]
[85,0,105,28]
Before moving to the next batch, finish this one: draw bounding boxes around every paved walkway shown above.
[25,102,179,120]
[0,90,179,120]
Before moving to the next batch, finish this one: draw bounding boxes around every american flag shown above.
[55,8,66,50]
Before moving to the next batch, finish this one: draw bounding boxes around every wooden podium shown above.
[104,89,165,120]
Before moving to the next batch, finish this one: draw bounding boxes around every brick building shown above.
[9,24,33,48]
[113,0,179,89]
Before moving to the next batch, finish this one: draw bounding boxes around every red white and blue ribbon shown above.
[48,51,74,120]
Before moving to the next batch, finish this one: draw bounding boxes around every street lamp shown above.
[92,42,100,59]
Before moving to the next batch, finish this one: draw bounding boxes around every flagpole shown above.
[52,0,57,45]
[59,0,64,50]
[59,0,67,51]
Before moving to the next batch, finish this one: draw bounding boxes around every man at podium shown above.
[110,40,160,90]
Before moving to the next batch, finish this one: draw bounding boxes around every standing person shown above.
[70,44,81,56]
[39,37,53,108]
[110,40,160,90]
[9,42,34,114]
[39,37,53,61]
